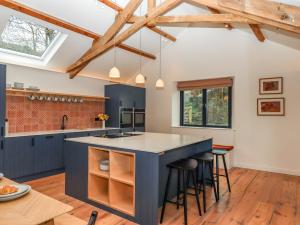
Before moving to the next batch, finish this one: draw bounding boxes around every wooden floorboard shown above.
[24,168,300,225]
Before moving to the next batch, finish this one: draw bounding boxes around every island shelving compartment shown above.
[88,147,135,216]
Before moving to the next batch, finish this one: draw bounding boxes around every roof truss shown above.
[0,0,156,61]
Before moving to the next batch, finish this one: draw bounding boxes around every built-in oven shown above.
[134,108,145,128]
[119,108,134,128]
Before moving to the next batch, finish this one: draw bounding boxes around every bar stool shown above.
[192,152,218,213]
[160,158,201,225]
[212,145,233,199]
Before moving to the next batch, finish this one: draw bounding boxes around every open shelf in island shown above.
[88,147,135,216]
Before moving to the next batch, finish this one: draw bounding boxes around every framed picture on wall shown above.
[257,98,285,116]
[259,77,283,95]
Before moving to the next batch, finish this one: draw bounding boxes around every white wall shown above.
[142,28,300,176]
[5,64,109,96]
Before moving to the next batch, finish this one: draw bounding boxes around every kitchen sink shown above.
[94,133,142,139]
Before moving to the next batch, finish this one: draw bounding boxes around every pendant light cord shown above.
[159,0,162,79]
[139,6,142,73]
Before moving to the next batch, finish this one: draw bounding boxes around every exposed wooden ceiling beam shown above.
[67,0,182,74]
[69,0,143,77]
[186,0,300,34]
[150,14,258,26]
[99,0,177,42]
[0,0,155,61]
[148,0,156,13]
[207,7,233,30]
[249,24,265,42]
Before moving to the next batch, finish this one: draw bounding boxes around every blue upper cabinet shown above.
[105,84,145,127]
[0,64,6,173]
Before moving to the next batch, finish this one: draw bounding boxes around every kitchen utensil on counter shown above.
[13,82,24,90]
[99,160,109,171]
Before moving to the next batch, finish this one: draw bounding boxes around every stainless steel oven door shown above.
[134,109,145,128]
[120,108,134,128]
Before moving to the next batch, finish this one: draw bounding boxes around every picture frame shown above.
[257,98,285,116]
[259,77,283,95]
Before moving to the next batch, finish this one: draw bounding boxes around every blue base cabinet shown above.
[34,134,64,174]
[0,64,6,173]
[4,137,35,179]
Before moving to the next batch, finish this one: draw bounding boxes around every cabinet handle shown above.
[45,135,54,139]
[1,140,4,150]
[31,138,35,146]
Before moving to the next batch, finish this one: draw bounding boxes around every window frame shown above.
[180,87,232,129]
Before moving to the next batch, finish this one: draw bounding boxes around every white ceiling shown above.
[0,0,300,82]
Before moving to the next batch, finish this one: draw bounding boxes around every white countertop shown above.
[6,127,120,138]
[66,132,212,153]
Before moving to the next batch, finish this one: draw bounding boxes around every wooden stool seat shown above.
[213,145,234,151]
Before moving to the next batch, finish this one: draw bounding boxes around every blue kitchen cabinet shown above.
[34,134,64,173]
[105,84,146,128]
[4,137,35,179]
[0,64,6,173]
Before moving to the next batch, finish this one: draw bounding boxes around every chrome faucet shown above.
[61,115,68,130]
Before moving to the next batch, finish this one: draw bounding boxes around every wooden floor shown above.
[25,168,300,225]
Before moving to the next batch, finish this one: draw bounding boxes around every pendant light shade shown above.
[135,73,145,84]
[109,66,120,78]
[155,78,165,88]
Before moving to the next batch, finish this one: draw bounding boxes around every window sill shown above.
[171,125,232,130]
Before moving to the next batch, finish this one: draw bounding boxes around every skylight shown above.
[0,16,59,58]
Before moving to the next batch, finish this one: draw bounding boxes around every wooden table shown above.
[0,178,73,225]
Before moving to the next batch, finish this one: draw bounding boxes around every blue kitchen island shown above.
[64,132,212,225]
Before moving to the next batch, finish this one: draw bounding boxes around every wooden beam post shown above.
[98,0,177,42]
[249,24,265,42]
[207,7,233,30]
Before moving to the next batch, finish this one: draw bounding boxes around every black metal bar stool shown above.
[192,152,218,213]
[212,145,233,199]
[160,158,202,225]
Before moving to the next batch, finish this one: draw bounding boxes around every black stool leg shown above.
[201,161,207,213]
[216,155,220,200]
[222,154,231,192]
[160,168,173,224]
[182,170,188,225]
[192,171,202,216]
[208,161,218,202]
[177,169,181,209]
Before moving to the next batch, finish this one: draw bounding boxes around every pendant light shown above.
[109,0,120,78]
[156,34,165,89]
[135,7,145,84]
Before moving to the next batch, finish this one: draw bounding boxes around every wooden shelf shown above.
[110,171,134,186]
[110,151,135,186]
[88,174,109,206]
[89,169,109,179]
[87,147,135,216]
[109,180,135,216]
[6,88,109,102]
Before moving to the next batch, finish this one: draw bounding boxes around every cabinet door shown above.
[4,137,35,179]
[34,134,64,173]
[0,64,6,173]
[134,87,146,109]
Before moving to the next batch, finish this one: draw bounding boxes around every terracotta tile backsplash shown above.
[6,96,104,133]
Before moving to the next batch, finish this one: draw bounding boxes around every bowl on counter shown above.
[99,160,109,171]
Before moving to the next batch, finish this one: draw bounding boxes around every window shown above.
[0,16,59,58]
[180,87,232,128]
